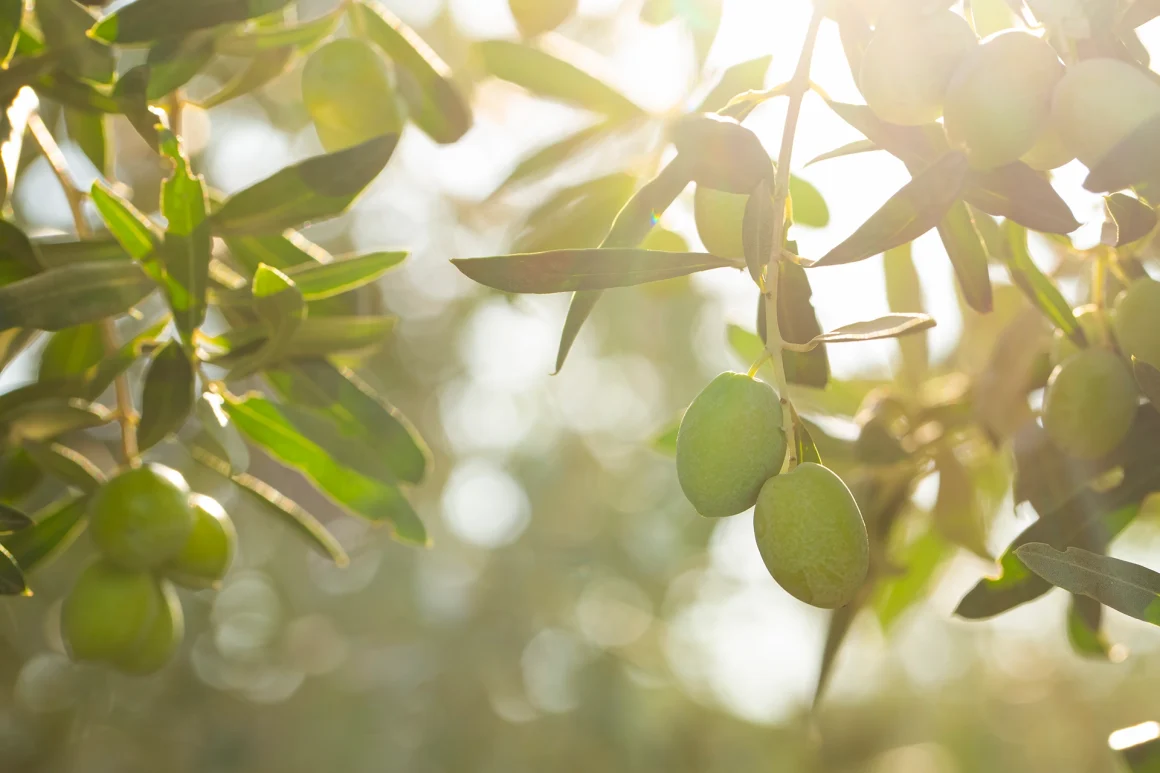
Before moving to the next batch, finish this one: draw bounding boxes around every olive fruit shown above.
[112,580,183,675]
[693,186,748,259]
[676,373,787,518]
[753,463,869,609]
[1043,348,1138,459]
[1052,58,1160,169]
[89,464,196,571]
[944,31,1064,169]
[163,494,237,589]
[858,9,977,125]
[302,38,402,153]
[61,559,162,664]
[509,0,577,37]
[1049,304,1105,366]
[1113,278,1160,370]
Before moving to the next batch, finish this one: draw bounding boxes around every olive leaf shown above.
[64,109,107,176]
[0,220,40,285]
[781,314,936,353]
[210,134,399,236]
[453,248,739,294]
[223,392,427,546]
[91,180,162,262]
[157,129,211,344]
[670,114,773,194]
[2,496,88,576]
[695,54,772,114]
[0,504,33,534]
[937,201,993,313]
[1084,113,1160,193]
[35,0,113,84]
[22,442,106,494]
[1067,594,1112,660]
[513,174,637,254]
[1016,543,1160,627]
[742,178,774,285]
[0,261,155,331]
[806,139,879,167]
[812,152,970,267]
[776,262,830,389]
[0,0,19,68]
[38,324,103,382]
[475,39,643,120]
[1105,193,1157,246]
[217,6,344,55]
[137,340,196,451]
[195,393,250,474]
[92,0,294,44]
[1000,221,1084,345]
[36,238,131,268]
[350,1,471,144]
[144,33,216,99]
[197,47,295,110]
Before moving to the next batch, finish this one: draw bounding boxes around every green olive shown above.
[1020,125,1075,171]
[61,559,162,664]
[1052,58,1160,169]
[676,372,787,518]
[693,186,748,259]
[89,464,196,571]
[111,579,183,675]
[858,9,977,125]
[163,494,237,589]
[1043,348,1138,459]
[1113,278,1160,370]
[302,38,403,153]
[753,463,869,609]
[944,31,1064,169]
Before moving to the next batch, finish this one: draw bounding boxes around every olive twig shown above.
[28,111,140,466]
[763,0,825,466]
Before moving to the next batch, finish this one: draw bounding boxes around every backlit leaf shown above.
[0,504,32,534]
[937,201,993,313]
[23,442,105,494]
[1016,543,1160,627]
[197,47,295,109]
[1000,221,1083,344]
[1106,193,1157,246]
[137,339,196,451]
[670,113,772,194]
[36,0,113,84]
[0,261,154,331]
[217,7,344,55]
[742,178,773,284]
[38,324,103,383]
[92,0,294,45]
[1084,113,1160,193]
[695,54,771,114]
[91,180,162,261]
[2,496,87,575]
[782,314,935,353]
[159,129,211,343]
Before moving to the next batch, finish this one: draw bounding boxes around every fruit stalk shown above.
[763,1,825,455]
[28,111,139,465]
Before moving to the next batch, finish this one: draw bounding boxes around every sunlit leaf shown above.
[197,47,295,110]
[741,178,773,285]
[789,175,829,228]
[224,231,329,276]
[0,261,155,331]
[350,0,471,144]
[1067,594,1112,659]
[670,113,772,194]
[775,262,830,388]
[144,33,216,99]
[0,0,20,68]
[23,442,106,494]
[1000,221,1083,344]
[217,6,344,55]
[454,247,739,294]
[475,38,643,120]
[195,393,250,474]
[38,324,103,383]
[36,237,130,268]
[806,139,879,167]
[64,109,107,176]
[883,244,928,385]
[514,174,637,254]
[1084,113,1160,193]
[1106,193,1157,246]
[0,220,40,286]
[137,340,196,451]
[92,0,294,44]
[1017,543,1160,627]
[494,122,617,193]
[783,314,935,353]
[91,180,162,261]
[509,0,577,37]
[2,496,87,576]
[874,530,950,630]
[211,134,398,236]
[937,201,993,313]
[36,0,113,84]
[159,129,211,344]
[695,54,771,114]
[814,152,969,267]
[223,392,427,545]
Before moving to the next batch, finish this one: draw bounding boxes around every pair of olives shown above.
[1042,279,1160,460]
[859,11,1160,172]
[675,373,869,609]
[61,464,236,674]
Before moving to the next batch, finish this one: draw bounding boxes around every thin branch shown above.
[29,111,140,466]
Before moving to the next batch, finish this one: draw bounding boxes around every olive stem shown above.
[28,112,140,466]
[763,1,825,453]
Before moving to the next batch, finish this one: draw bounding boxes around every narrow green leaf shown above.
[1067,594,1112,659]
[783,314,936,353]
[873,530,949,629]
[695,54,771,114]
[64,108,107,176]
[36,0,113,84]
[495,122,614,193]
[110,68,162,152]
[776,262,830,388]
[159,129,211,343]
[350,1,471,144]
[22,442,106,493]
[1001,221,1082,344]
[814,152,970,267]
[197,46,295,110]
[211,316,396,370]
[279,251,406,300]
[7,399,115,443]
[92,0,294,44]
[1084,113,1160,193]
[0,0,20,68]
[883,244,928,385]
[0,261,155,331]
[36,238,130,268]
[137,339,196,451]
[741,178,773,284]
[813,595,862,707]
[224,231,329,276]
[475,39,643,120]
[0,544,27,594]
[211,134,398,236]
[265,359,428,485]
[1106,193,1157,246]
[806,139,879,167]
[2,496,88,575]
[144,33,216,99]
[514,174,636,254]
[34,69,125,113]
[0,220,40,285]
[454,248,739,294]
[932,450,988,557]
[217,6,344,55]
[91,181,162,261]
[38,325,103,384]
[191,444,347,565]
[1135,357,1160,407]
[0,504,33,534]
[555,156,693,372]
[223,393,427,545]
[791,405,823,466]
[651,419,679,457]
[253,263,306,333]
[789,175,829,228]
[670,113,772,194]
[1016,543,1160,627]
[937,201,993,313]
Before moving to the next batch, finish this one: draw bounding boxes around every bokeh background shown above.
[1,0,1160,770]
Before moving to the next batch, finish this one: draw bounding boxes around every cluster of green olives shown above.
[857,10,1160,171]
[675,373,870,609]
[61,464,236,674]
[1041,279,1160,460]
